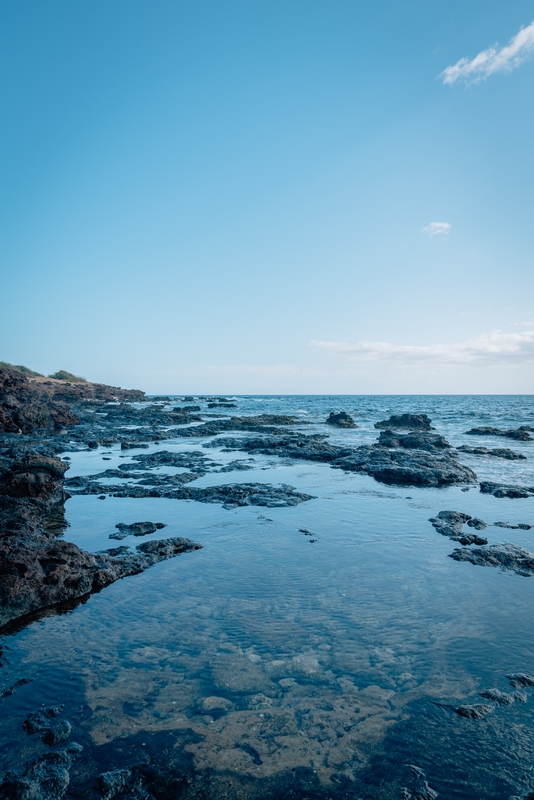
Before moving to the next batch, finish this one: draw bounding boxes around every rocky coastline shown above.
[3,369,534,631]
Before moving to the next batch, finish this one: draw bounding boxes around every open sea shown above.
[2,395,534,799]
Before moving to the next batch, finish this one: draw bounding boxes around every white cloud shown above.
[310,330,534,368]
[441,20,534,85]
[422,221,451,236]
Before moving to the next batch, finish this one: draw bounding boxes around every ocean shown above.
[2,395,534,799]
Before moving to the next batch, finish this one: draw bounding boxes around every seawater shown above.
[1,395,534,798]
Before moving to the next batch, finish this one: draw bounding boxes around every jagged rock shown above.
[325,412,357,428]
[42,720,72,746]
[120,442,149,450]
[23,706,64,734]
[494,522,532,530]
[479,688,523,705]
[111,522,166,540]
[480,482,534,499]
[378,430,450,451]
[466,517,487,530]
[0,678,32,702]
[99,769,132,800]
[213,432,477,487]
[454,703,494,719]
[457,445,526,460]
[375,413,433,431]
[401,765,438,800]
[450,544,534,576]
[429,511,472,541]
[0,743,82,800]
[507,673,534,688]
[70,480,315,509]
[196,696,233,713]
[465,427,532,441]
[0,369,79,434]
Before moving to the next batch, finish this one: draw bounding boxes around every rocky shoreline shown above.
[1,366,533,629]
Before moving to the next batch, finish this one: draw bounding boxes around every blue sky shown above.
[1,1,533,393]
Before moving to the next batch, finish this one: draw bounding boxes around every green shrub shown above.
[48,370,87,382]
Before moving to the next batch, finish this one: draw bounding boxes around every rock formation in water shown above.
[325,411,357,428]
[374,413,434,431]
[0,445,201,628]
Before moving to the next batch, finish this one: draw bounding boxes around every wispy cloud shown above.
[310,330,534,367]
[441,20,534,85]
[422,221,451,236]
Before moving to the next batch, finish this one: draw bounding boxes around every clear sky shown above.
[1,1,533,394]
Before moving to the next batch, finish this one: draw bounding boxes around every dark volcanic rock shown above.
[70,478,315,509]
[111,521,166,539]
[325,412,357,428]
[378,430,450,451]
[0,369,79,434]
[213,428,477,487]
[494,521,532,530]
[465,426,532,441]
[428,511,488,544]
[466,517,487,530]
[374,413,433,431]
[454,703,494,719]
[42,720,72,746]
[457,445,526,460]
[449,543,534,576]
[479,688,525,705]
[507,673,534,688]
[0,448,202,629]
[23,706,64,735]
[99,769,132,800]
[480,481,534,499]
[0,742,82,800]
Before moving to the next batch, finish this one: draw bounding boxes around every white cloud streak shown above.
[311,330,534,368]
[441,20,534,85]
[422,221,451,236]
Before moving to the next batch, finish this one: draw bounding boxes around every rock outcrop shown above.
[465,426,532,441]
[213,430,477,487]
[0,449,201,629]
[480,482,534,499]
[374,413,434,431]
[449,543,534,576]
[325,412,357,428]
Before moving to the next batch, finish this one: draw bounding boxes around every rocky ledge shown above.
[450,543,534,577]
[213,427,477,487]
[0,447,201,629]
[0,368,144,434]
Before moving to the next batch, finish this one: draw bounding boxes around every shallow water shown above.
[2,395,534,798]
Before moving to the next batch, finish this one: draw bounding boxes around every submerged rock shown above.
[99,769,132,800]
[507,673,534,688]
[494,522,532,530]
[23,706,64,735]
[449,543,534,576]
[0,742,82,800]
[454,703,494,719]
[325,411,357,428]
[42,720,72,746]
[375,413,433,431]
[479,688,526,705]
